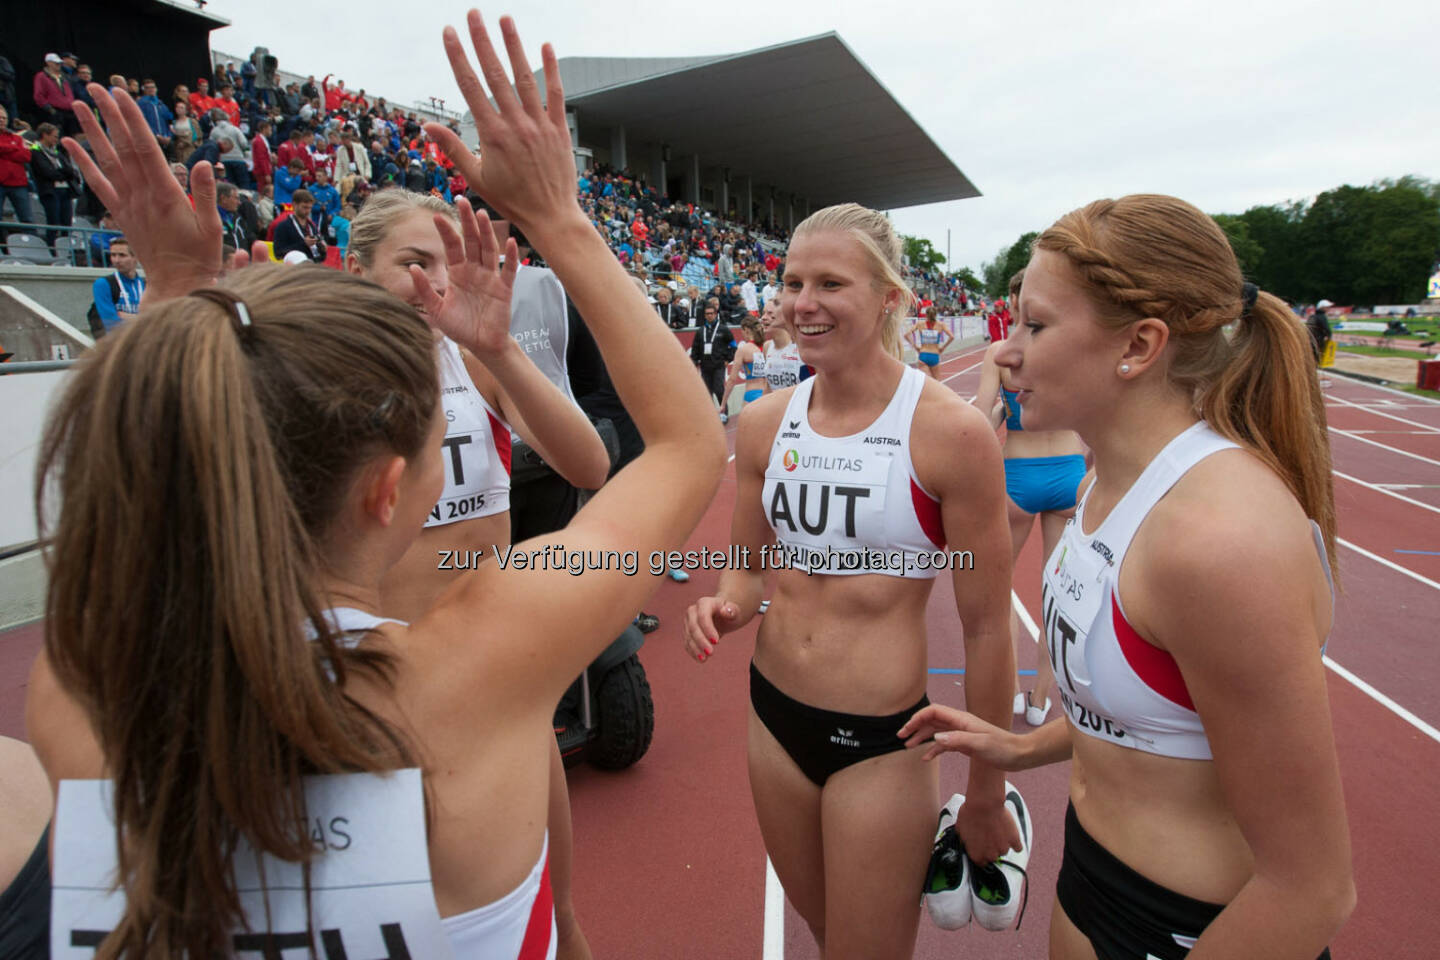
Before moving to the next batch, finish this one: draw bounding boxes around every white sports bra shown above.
[323,607,559,959]
[427,337,512,529]
[764,341,804,391]
[1040,422,1333,760]
[762,365,946,579]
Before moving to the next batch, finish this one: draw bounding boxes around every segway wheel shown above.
[590,653,654,769]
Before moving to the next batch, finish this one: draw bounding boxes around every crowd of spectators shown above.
[1,46,989,330]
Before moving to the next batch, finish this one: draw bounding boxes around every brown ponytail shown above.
[1035,195,1336,569]
[37,266,438,958]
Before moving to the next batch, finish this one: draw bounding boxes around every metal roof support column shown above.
[721,167,729,219]
[744,177,752,225]
[690,154,701,206]
[610,124,627,172]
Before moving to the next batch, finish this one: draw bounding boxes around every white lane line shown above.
[1012,590,1040,641]
[1339,537,1440,592]
[1329,427,1440,468]
[942,360,985,384]
[1330,375,1440,406]
[1328,392,1440,434]
[763,856,785,960]
[1333,470,1440,516]
[1323,657,1440,746]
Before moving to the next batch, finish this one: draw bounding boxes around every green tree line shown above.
[976,176,1440,304]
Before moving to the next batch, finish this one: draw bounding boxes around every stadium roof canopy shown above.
[476,32,978,215]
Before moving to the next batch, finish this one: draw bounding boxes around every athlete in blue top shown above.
[973,268,1087,725]
[905,305,953,378]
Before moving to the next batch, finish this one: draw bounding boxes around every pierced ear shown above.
[1119,317,1170,373]
[361,456,408,527]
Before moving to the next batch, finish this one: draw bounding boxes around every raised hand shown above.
[426,12,582,237]
[62,85,222,305]
[408,197,518,355]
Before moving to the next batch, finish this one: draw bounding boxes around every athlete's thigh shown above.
[1007,490,1036,559]
[747,706,826,931]
[1051,898,1101,960]
[819,746,938,960]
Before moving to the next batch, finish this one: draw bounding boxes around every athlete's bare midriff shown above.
[1069,735,1254,905]
[754,570,935,716]
[380,512,509,624]
[1002,426,1086,460]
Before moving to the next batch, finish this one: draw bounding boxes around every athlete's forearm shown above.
[481,340,609,489]
[960,622,1016,801]
[1017,717,1072,769]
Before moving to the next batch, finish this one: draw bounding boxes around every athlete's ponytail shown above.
[37,266,438,958]
[1035,195,1335,569]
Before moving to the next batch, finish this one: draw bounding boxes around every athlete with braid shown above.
[902,195,1352,959]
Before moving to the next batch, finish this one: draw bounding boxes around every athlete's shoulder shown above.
[914,372,991,438]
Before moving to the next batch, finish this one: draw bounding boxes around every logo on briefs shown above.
[783,449,800,471]
[830,727,860,747]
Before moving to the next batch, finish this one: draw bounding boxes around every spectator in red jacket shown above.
[322,75,350,113]
[188,78,215,118]
[213,82,241,126]
[0,105,37,232]
[33,54,79,136]
[251,117,274,187]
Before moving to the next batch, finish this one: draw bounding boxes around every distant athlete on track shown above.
[907,305,954,379]
[972,268,1087,726]
[721,316,768,413]
[902,194,1353,959]
[685,203,1020,958]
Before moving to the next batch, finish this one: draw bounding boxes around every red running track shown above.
[2,352,1437,958]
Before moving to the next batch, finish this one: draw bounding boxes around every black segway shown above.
[554,625,655,769]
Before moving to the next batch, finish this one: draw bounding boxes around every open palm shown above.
[409,197,518,355]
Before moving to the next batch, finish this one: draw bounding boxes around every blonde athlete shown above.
[685,204,1018,959]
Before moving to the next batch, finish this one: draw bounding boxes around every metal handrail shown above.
[0,360,78,374]
[0,221,123,267]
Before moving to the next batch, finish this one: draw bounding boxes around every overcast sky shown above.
[206,0,1436,274]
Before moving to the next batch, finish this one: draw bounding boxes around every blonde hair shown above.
[791,203,915,359]
[1035,194,1335,568]
[347,188,456,268]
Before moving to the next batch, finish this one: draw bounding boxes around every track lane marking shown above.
[1329,427,1440,468]
[1338,537,1440,592]
[763,857,784,959]
[1333,470,1440,517]
[1328,393,1440,434]
[1323,657,1440,746]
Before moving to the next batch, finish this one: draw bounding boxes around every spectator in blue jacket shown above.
[90,237,146,333]
[136,79,173,154]
[309,167,340,217]
[274,157,305,206]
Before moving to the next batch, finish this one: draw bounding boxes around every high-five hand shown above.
[425,12,584,238]
[62,85,222,304]
[408,196,518,355]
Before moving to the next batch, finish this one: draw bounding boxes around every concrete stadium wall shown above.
[0,265,114,341]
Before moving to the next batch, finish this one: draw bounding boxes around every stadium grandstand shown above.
[1,2,989,350]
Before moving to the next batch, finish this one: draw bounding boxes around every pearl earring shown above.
[1119,363,1131,375]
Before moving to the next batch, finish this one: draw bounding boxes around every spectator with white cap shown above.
[33,54,79,136]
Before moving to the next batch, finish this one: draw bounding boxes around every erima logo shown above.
[1090,539,1114,565]
[780,431,802,439]
[788,420,800,430]
[862,436,901,446]
[830,727,860,748]
[783,449,800,472]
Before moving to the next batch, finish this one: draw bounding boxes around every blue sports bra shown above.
[1002,388,1023,432]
